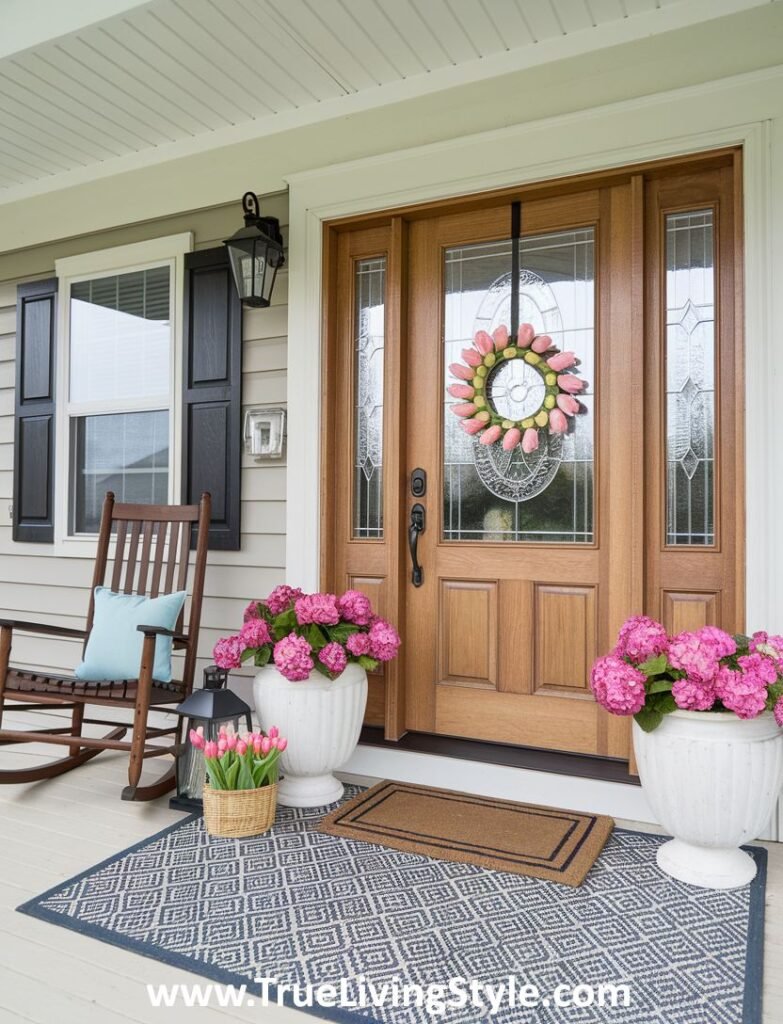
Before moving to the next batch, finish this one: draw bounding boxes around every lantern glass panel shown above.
[178,713,250,801]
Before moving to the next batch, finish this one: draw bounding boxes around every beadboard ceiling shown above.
[0,0,777,202]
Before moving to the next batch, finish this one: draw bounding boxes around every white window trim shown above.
[53,232,193,556]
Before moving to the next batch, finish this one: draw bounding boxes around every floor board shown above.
[0,705,780,1023]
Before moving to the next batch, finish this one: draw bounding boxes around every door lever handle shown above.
[408,503,426,587]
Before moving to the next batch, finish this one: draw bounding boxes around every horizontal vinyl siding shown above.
[0,197,288,702]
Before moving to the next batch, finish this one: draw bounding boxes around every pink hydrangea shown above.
[738,652,778,686]
[243,600,261,622]
[668,631,720,684]
[239,617,272,649]
[319,641,348,676]
[213,634,246,670]
[774,696,783,727]
[749,631,783,673]
[346,632,372,657]
[337,589,374,626]
[294,593,340,626]
[715,665,767,720]
[695,625,737,659]
[273,634,314,681]
[590,654,646,716]
[265,585,305,616]
[672,677,716,712]
[615,615,669,664]
[368,618,401,662]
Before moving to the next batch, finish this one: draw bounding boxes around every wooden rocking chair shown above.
[0,491,211,801]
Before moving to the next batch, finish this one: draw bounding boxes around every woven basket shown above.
[202,783,278,838]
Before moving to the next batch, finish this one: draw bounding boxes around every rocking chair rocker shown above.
[0,491,211,801]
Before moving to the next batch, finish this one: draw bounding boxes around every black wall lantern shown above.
[224,191,285,308]
[170,666,254,813]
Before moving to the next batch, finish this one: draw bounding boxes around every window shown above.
[55,234,191,542]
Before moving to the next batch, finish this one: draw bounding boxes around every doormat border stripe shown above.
[318,780,614,886]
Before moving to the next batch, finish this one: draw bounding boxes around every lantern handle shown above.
[242,191,261,224]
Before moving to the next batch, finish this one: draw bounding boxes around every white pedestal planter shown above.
[253,662,368,808]
[633,710,783,889]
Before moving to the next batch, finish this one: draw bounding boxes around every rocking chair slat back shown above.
[124,521,141,594]
[150,521,167,598]
[136,521,154,595]
[83,491,211,694]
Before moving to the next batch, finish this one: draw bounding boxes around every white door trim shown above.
[283,68,780,832]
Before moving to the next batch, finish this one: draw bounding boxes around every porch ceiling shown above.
[0,0,777,205]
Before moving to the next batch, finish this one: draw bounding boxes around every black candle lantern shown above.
[170,666,253,813]
[223,191,285,308]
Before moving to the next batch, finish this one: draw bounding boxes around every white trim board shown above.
[284,66,782,834]
[340,748,655,823]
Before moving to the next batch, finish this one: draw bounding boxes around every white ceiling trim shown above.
[0,0,774,208]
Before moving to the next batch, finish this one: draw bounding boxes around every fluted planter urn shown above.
[253,663,367,808]
[633,710,783,889]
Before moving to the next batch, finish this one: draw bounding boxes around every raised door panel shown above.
[533,584,596,695]
[662,590,719,635]
[438,580,498,688]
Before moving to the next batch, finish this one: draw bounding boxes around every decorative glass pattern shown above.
[443,229,595,543]
[665,210,715,545]
[353,257,386,539]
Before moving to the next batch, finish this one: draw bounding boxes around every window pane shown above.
[353,257,386,539]
[71,411,169,534]
[665,210,715,545]
[70,267,170,403]
[443,229,595,543]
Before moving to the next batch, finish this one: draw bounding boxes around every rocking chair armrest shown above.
[0,618,87,640]
[136,624,190,650]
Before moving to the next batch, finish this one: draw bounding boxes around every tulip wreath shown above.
[448,323,587,453]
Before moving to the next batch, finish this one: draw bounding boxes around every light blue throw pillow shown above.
[75,587,187,683]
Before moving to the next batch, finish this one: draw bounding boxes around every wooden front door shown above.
[323,154,742,763]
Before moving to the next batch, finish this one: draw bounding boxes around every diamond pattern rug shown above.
[18,787,766,1023]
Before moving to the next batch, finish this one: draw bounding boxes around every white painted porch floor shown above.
[0,705,781,1024]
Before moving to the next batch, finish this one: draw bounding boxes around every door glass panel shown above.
[353,257,386,539]
[443,228,595,543]
[665,210,715,545]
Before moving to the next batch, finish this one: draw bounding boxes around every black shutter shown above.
[182,247,242,550]
[14,278,58,543]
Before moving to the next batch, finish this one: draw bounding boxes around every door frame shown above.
[285,94,772,699]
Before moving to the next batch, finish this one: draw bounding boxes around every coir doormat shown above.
[318,780,613,887]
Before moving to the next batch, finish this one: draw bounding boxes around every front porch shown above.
[3,702,782,1023]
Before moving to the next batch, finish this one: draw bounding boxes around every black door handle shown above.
[409,503,426,587]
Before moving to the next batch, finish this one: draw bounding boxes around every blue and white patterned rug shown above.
[18,787,766,1023]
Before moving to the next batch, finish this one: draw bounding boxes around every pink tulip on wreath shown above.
[522,428,539,454]
[448,383,475,400]
[492,325,509,350]
[531,334,553,354]
[451,402,478,418]
[557,374,585,395]
[449,362,474,381]
[556,394,580,416]
[503,427,522,451]
[474,330,494,355]
[517,323,535,348]
[479,424,503,446]
[461,347,483,367]
[547,351,577,372]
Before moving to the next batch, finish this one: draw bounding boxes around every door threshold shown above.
[358,727,639,787]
